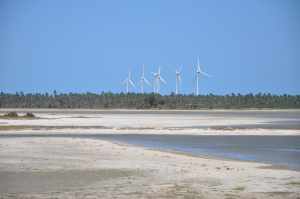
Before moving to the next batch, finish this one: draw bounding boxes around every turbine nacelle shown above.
[196,65,211,77]
[196,57,211,77]
[195,57,211,95]
[176,68,182,79]
[152,67,166,93]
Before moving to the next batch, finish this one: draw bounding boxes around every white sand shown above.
[0,137,299,198]
[0,109,300,198]
[0,109,300,135]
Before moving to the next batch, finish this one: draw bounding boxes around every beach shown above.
[0,109,300,198]
[0,109,300,135]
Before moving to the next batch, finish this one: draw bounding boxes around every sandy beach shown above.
[0,137,299,198]
[0,109,300,198]
[0,109,300,135]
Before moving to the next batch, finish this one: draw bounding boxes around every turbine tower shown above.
[123,71,135,93]
[140,65,151,93]
[175,68,182,95]
[195,57,210,95]
[152,67,166,94]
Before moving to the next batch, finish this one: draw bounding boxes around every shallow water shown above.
[92,134,300,170]
[1,133,300,170]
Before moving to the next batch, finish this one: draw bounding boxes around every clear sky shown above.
[0,0,299,95]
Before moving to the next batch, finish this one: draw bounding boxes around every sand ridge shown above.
[0,110,300,135]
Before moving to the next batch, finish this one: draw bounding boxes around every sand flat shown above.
[0,137,299,198]
[0,109,300,198]
[0,109,300,135]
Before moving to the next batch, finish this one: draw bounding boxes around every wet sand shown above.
[0,169,136,194]
[0,109,300,198]
[0,137,299,198]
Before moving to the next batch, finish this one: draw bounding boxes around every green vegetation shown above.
[286,181,300,186]
[0,91,299,109]
[0,125,33,131]
[233,186,246,191]
[25,112,35,118]
[0,111,36,119]
[4,111,18,118]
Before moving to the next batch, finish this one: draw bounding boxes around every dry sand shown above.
[0,109,300,135]
[0,109,300,198]
[0,137,299,198]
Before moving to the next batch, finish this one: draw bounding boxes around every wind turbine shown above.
[140,65,151,93]
[175,68,182,95]
[152,67,166,94]
[195,57,210,95]
[123,71,135,93]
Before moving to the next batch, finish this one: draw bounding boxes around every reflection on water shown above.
[94,134,300,170]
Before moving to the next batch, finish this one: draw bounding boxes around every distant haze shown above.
[0,0,299,94]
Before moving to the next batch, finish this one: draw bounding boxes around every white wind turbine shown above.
[195,57,210,95]
[123,71,135,93]
[175,67,182,95]
[152,67,166,94]
[140,65,151,93]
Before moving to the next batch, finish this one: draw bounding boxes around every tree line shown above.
[0,91,299,109]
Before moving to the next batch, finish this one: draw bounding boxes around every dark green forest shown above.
[0,92,299,109]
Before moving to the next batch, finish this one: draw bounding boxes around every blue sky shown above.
[0,0,299,94]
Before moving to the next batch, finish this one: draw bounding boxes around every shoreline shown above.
[101,138,295,171]
[1,128,300,136]
[0,136,299,198]
[1,109,300,197]
[1,131,299,172]
[1,109,299,135]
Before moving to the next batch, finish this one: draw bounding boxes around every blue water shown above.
[1,134,300,170]
[92,134,300,170]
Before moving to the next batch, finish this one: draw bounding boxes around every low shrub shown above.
[25,112,35,118]
[4,112,18,118]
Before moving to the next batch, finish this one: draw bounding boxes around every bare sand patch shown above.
[0,169,137,194]
[0,109,299,135]
[0,110,299,198]
[0,137,299,198]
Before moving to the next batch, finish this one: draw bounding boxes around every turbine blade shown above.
[160,76,167,84]
[200,70,211,77]
[144,78,151,86]
[129,79,135,87]
[152,72,157,77]
[197,64,201,72]
[142,64,145,76]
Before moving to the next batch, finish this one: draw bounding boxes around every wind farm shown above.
[1,1,299,199]
[123,58,210,95]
